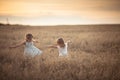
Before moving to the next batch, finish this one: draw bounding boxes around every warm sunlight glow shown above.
[20,16,83,26]
[0,0,120,25]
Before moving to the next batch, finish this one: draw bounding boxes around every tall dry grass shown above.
[0,25,120,80]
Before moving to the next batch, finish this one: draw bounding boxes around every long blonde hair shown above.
[57,38,65,47]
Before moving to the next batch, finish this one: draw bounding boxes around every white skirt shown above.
[24,46,42,57]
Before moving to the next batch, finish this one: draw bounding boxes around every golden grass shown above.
[0,25,120,80]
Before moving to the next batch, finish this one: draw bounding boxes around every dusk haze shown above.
[0,0,120,25]
[0,0,120,80]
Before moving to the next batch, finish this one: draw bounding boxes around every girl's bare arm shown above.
[46,44,57,48]
[33,39,39,43]
[47,45,57,48]
[9,41,25,48]
[66,40,71,43]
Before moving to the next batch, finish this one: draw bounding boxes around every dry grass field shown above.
[0,24,120,80]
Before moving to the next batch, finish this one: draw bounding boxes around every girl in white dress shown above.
[47,38,71,56]
[9,33,42,57]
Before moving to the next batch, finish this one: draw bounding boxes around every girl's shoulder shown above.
[65,42,68,45]
[65,43,68,47]
[23,40,27,44]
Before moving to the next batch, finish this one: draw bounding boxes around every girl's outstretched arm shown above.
[33,39,39,43]
[66,40,71,43]
[46,44,57,48]
[9,41,25,48]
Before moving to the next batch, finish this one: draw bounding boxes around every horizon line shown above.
[0,22,120,26]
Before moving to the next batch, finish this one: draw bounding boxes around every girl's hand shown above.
[9,46,14,49]
[44,45,51,48]
[45,45,57,48]
[67,40,71,43]
[33,39,39,43]
[9,41,25,49]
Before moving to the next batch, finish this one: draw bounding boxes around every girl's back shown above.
[57,43,68,56]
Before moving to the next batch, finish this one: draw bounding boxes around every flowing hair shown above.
[57,38,65,47]
[26,33,33,41]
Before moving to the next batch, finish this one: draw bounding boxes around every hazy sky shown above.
[0,0,120,25]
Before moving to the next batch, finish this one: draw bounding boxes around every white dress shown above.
[57,43,68,56]
[24,41,42,57]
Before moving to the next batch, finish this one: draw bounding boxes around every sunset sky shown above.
[0,0,120,25]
